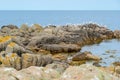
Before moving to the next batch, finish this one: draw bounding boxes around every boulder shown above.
[0,66,60,80]
[72,51,101,61]
[13,66,60,80]
[60,64,119,80]
[0,67,17,80]
[0,53,53,70]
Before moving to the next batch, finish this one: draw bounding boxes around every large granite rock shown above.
[0,66,60,80]
[13,66,60,80]
[0,67,17,80]
[0,64,119,80]
[0,53,53,70]
[60,64,119,80]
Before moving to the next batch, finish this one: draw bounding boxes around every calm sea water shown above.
[0,10,120,30]
[0,10,120,66]
[81,39,120,66]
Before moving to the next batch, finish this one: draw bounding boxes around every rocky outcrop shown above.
[0,53,53,70]
[0,23,119,70]
[60,64,119,80]
[27,23,115,53]
[69,51,101,66]
[0,66,60,80]
[0,23,116,54]
[0,64,119,80]
[0,36,32,55]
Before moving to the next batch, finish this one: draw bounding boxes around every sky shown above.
[0,0,120,10]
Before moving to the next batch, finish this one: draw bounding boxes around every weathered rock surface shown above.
[0,66,60,80]
[0,53,53,70]
[39,44,81,53]
[0,23,117,54]
[114,30,120,38]
[46,62,69,74]
[0,67,17,80]
[0,23,120,70]
[0,64,119,80]
[60,64,119,80]
[26,23,116,54]
[72,51,101,61]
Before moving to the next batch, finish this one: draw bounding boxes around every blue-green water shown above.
[81,39,120,66]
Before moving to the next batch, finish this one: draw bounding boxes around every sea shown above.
[0,10,120,30]
[0,10,120,66]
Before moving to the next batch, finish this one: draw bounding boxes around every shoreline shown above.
[0,23,120,79]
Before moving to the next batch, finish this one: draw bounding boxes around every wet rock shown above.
[72,51,101,61]
[93,61,101,67]
[60,64,119,80]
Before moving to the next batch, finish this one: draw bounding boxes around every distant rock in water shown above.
[1,24,18,29]
[114,30,120,38]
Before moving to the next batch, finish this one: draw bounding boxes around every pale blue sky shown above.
[0,0,120,10]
